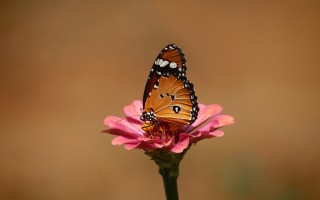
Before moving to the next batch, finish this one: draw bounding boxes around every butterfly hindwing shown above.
[144,75,196,124]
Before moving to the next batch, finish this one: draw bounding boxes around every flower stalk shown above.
[159,167,179,200]
[145,147,190,200]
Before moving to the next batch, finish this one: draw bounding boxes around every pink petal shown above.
[163,137,175,146]
[104,116,144,136]
[137,136,152,142]
[139,141,158,150]
[197,114,235,132]
[153,137,174,148]
[111,136,142,150]
[154,143,165,148]
[111,136,140,145]
[185,104,223,133]
[104,116,120,128]
[196,104,223,125]
[171,135,190,153]
[210,130,224,137]
[212,115,235,128]
[103,128,137,139]
[124,143,141,150]
[124,100,143,121]
[198,130,225,140]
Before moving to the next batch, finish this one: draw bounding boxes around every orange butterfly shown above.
[140,44,199,125]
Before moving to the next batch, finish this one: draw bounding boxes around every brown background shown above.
[1,1,319,199]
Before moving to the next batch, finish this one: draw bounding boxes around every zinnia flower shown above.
[103,100,234,153]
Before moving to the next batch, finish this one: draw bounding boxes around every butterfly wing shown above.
[144,75,198,124]
[142,44,198,125]
[142,70,159,107]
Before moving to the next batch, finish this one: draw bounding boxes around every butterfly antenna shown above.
[114,114,141,123]
[105,115,144,134]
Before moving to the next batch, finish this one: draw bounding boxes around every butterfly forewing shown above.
[142,70,158,106]
[160,48,185,68]
[142,44,187,107]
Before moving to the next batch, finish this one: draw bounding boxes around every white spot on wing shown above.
[169,62,177,68]
[160,60,169,67]
[158,59,163,66]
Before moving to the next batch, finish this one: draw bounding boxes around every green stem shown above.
[145,147,190,200]
[159,166,179,200]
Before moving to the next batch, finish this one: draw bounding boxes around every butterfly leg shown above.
[141,122,155,138]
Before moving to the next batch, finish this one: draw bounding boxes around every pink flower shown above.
[103,100,234,153]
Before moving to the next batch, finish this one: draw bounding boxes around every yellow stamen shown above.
[141,122,183,140]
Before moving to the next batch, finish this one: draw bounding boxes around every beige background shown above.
[1,1,319,199]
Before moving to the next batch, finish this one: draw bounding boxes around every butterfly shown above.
[140,44,199,125]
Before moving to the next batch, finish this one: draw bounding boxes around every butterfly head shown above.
[140,110,156,122]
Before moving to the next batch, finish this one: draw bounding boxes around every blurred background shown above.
[0,0,319,199]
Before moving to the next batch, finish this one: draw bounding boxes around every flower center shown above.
[142,122,181,140]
